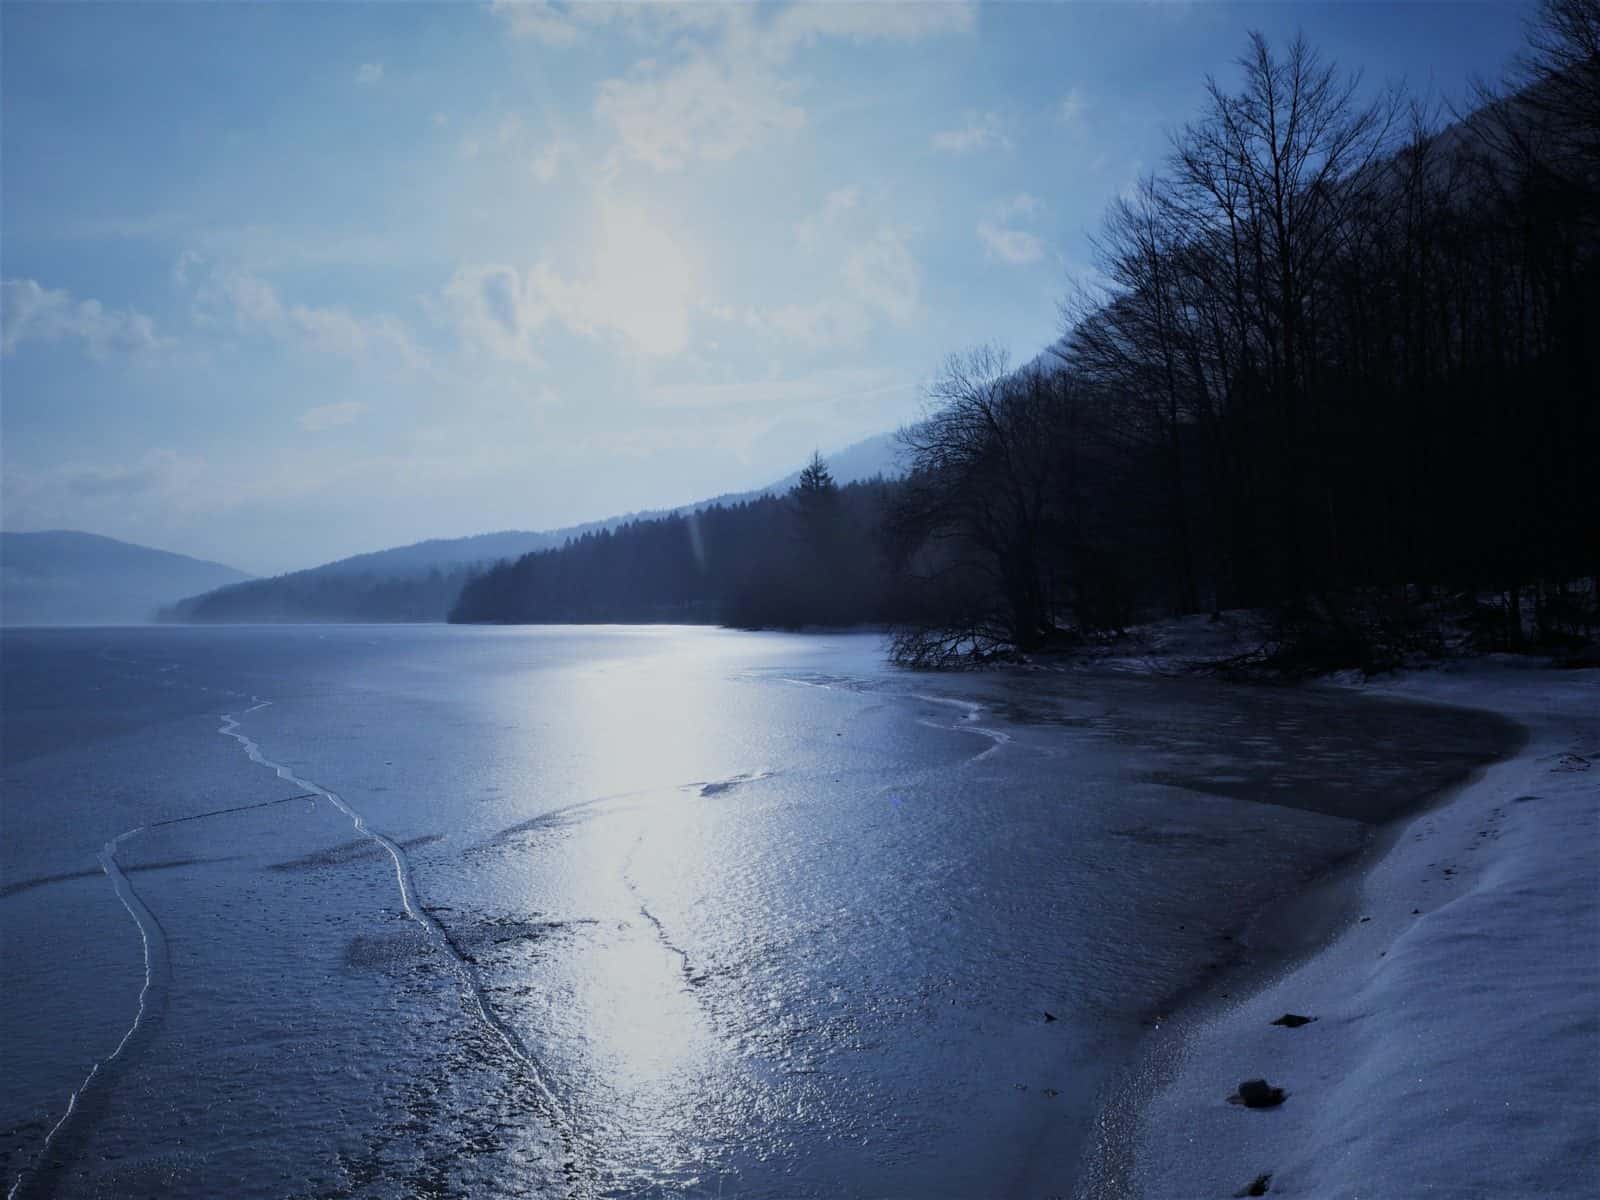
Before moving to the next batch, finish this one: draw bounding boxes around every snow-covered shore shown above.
[1124,661,1599,1198]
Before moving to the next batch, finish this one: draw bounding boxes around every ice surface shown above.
[0,626,1528,1198]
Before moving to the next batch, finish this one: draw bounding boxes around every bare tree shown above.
[890,348,1102,659]
[1479,0,1600,215]
[1166,33,1401,601]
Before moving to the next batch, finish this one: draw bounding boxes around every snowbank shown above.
[1128,662,1599,1199]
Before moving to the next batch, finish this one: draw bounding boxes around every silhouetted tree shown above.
[888,26,1597,666]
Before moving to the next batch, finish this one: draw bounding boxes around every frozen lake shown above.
[0,626,1518,1199]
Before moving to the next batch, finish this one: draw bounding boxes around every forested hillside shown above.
[452,463,906,628]
[881,10,1598,665]
[163,563,482,624]
[456,7,1598,666]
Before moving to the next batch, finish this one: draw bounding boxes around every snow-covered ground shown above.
[1127,660,1599,1198]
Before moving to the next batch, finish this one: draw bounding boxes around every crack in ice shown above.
[6,792,310,1199]
[215,702,573,1140]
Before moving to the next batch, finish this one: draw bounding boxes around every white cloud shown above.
[356,62,384,85]
[1,278,165,358]
[771,2,976,50]
[455,112,541,167]
[442,262,549,363]
[996,192,1042,220]
[432,112,449,128]
[445,200,704,359]
[729,190,921,349]
[933,111,1009,154]
[596,57,805,171]
[290,306,422,363]
[179,256,428,368]
[977,194,1047,266]
[298,401,368,432]
[563,199,703,353]
[977,221,1045,265]
[579,3,973,172]
[844,230,920,324]
[489,0,596,46]
[492,1,977,54]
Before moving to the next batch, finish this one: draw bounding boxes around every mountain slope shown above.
[291,529,570,578]
[1,531,252,626]
[165,431,910,624]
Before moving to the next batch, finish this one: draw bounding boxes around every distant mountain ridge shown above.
[304,529,575,578]
[1,530,252,626]
[163,430,907,624]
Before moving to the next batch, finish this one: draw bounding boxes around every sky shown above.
[1,1,1531,575]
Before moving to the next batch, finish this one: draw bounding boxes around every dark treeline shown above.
[889,4,1598,665]
[451,460,907,628]
[164,565,479,623]
[454,6,1596,667]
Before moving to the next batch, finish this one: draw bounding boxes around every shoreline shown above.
[1076,660,1599,1198]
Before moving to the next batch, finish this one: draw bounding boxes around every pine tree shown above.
[791,451,838,511]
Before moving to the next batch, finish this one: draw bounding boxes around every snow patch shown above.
[1126,664,1599,1199]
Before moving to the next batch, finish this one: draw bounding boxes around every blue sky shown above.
[2,1,1529,574]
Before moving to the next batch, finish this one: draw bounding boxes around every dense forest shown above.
[452,460,907,628]
[459,4,1598,667]
[165,564,483,623]
[887,3,1598,664]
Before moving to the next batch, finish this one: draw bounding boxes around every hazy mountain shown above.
[300,529,572,578]
[165,430,910,624]
[1,531,252,626]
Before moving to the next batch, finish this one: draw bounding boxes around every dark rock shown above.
[1233,1173,1273,1197]
[1229,1079,1286,1108]
[1043,1011,1058,1022]
[1271,1013,1315,1028]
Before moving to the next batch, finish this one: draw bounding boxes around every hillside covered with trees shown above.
[885,5,1597,664]
[451,460,907,628]
[460,4,1599,665]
